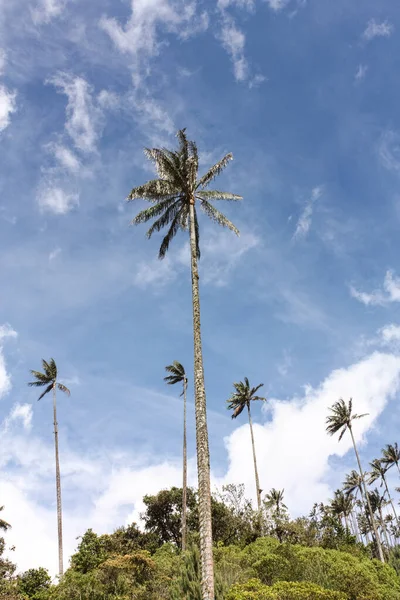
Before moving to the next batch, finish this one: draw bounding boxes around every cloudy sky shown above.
[2,0,400,577]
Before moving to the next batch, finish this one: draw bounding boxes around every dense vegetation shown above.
[1,483,400,599]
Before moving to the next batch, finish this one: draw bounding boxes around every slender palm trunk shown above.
[379,508,390,550]
[349,426,385,562]
[53,383,63,577]
[189,201,214,600]
[351,510,361,543]
[396,462,400,477]
[247,403,262,513]
[344,514,349,532]
[382,473,400,529]
[181,377,188,552]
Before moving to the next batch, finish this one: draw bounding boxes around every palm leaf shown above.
[131,197,180,225]
[199,200,239,235]
[197,153,233,189]
[159,210,184,259]
[57,383,71,396]
[128,179,179,202]
[145,200,182,238]
[38,382,53,401]
[196,190,242,201]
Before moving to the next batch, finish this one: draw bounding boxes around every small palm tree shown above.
[326,398,385,562]
[28,359,70,578]
[164,361,189,551]
[128,130,241,600]
[381,443,400,476]
[330,490,353,532]
[368,489,390,550]
[368,459,399,529]
[264,488,287,518]
[227,378,266,511]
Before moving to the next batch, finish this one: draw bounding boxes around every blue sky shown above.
[2,0,400,575]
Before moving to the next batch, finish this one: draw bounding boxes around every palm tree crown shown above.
[326,398,367,441]
[127,129,241,259]
[368,459,388,487]
[0,506,10,532]
[381,443,400,471]
[227,377,265,419]
[343,470,363,497]
[164,361,187,392]
[28,358,70,400]
[264,489,287,516]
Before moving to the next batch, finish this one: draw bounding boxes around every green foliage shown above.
[227,580,347,600]
[17,568,51,600]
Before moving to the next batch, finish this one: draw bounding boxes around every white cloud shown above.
[219,18,248,82]
[0,85,16,133]
[37,185,79,215]
[363,19,394,41]
[47,143,81,174]
[133,256,176,289]
[49,247,62,262]
[3,404,33,432]
[100,0,206,75]
[350,270,400,307]
[379,130,400,172]
[355,64,368,82]
[293,185,323,241]
[0,324,17,400]
[265,0,290,10]
[223,351,400,513]
[48,73,102,153]
[379,324,400,345]
[32,0,67,24]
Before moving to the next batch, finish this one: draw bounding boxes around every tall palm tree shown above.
[368,459,399,529]
[326,398,385,562]
[381,443,400,477]
[343,470,365,544]
[226,378,265,511]
[28,358,70,578]
[164,361,189,551]
[128,130,241,599]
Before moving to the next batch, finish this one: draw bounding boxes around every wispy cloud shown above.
[37,185,79,215]
[0,86,16,132]
[265,0,290,10]
[355,64,368,82]
[379,323,400,346]
[32,0,67,24]
[379,130,400,172]
[219,17,248,82]
[100,0,207,82]
[363,19,394,41]
[292,186,323,241]
[0,324,17,400]
[350,270,400,307]
[48,73,103,154]
[46,143,82,174]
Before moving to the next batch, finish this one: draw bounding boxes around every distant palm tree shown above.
[381,443,400,477]
[28,358,70,578]
[368,459,399,529]
[128,130,241,600]
[326,398,385,562]
[227,378,266,511]
[264,488,287,518]
[368,489,390,550]
[330,489,353,532]
[164,361,189,551]
[0,506,10,531]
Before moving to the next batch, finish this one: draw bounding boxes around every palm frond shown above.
[164,361,186,385]
[131,197,180,225]
[159,211,183,259]
[196,190,242,201]
[49,358,57,379]
[127,179,179,202]
[29,370,50,383]
[197,153,233,189]
[199,200,239,235]
[38,383,53,401]
[144,148,186,187]
[57,383,71,396]
[28,380,49,388]
[231,403,245,419]
[145,201,182,239]
[42,359,52,376]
